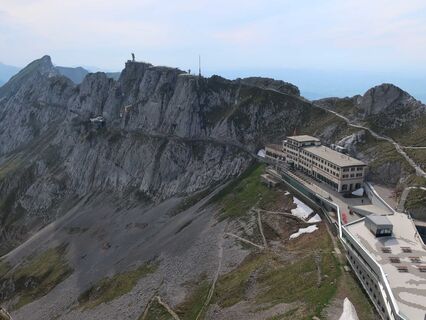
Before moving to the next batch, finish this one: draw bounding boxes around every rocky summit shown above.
[0,56,425,320]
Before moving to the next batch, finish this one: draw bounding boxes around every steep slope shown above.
[0,56,392,320]
[0,55,346,320]
[0,56,313,255]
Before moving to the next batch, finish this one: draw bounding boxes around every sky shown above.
[1,0,426,99]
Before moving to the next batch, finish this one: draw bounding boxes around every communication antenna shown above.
[198,54,201,77]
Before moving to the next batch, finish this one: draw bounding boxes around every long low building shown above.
[343,213,426,320]
[266,161,426,320]
[266,135,367,193]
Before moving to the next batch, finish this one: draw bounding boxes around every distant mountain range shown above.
[3,61,426,102]
[0,63,20,86]
[0,62,120,86]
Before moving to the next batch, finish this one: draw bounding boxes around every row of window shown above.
[342,173,363,178]
[345,237,394,320]
[343,166,364,172]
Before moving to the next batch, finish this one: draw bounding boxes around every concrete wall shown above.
[364,182,395,213]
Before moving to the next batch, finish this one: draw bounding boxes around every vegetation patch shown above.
[0,244,73,310]
[78,262,158,310]
[405,148,426,171]
[176,279,211,320]
[405,188,426,210]
[213,253,271,308]
[210,163,283,220]
[139,298,174,320]
[0,260,11,278]
[213,225,341,319]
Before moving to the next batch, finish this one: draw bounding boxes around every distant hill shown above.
[56,66,89,84]
[0,62,20,86]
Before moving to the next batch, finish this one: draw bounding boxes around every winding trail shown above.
[225,233,265,250]
[314,104,426,178]
[256,209,268,249]
[195,230,225,320]
[259,86,426,178]
[140,294,181,320]
[397,186,426,212]
[156,296,181,320]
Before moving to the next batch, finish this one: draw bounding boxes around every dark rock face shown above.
[314,83,426,129]
[359,83,420,116]
[0,56,309,253]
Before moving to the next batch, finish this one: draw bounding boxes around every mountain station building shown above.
[266,135,367,192]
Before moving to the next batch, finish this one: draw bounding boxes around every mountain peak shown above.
[0,55,58,98]
[359,82,420,116]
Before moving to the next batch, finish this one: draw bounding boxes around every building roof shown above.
[304,145,366,167]
[346,213,426,319]
[349,204,391,217]
[365,215,393,228]
[287,135,320,142]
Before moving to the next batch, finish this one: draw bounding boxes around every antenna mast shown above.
[198,54,201,77]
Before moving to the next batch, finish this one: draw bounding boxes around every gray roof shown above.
[365,215,393,227]
[287,135,320,142]
[304,145,366,167]
[346,213,426,319]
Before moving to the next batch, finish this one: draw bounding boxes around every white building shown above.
[343,211,426,320]
[266,135,367,192]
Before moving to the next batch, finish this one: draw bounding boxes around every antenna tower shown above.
[198,54,201,77]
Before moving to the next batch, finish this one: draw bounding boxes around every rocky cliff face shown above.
[315,83,426,129]
[0,56,312,254]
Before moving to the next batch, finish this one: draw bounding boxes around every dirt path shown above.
[256,209,268,249]
[156,296,181,320]
[225,233,265,250]
[257,85,425,178]
[196,230,226,320]
[140,294,181,320]
[312,103,426,178]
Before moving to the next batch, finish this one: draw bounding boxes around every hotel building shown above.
[266,135,367,192]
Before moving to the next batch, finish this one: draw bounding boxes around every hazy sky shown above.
[2,0,426,74]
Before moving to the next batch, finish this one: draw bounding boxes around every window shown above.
[418,265,426,273]
[381,247,392,253]
[397,266,408,273]
[389,257,400,263]
[401,247,412,253]
[410,257,421,263]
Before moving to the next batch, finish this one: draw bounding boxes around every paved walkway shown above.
[369,183,398,210]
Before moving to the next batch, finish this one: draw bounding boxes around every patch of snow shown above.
[291,197,313,219]
[352,187,364,197]
[289,225,318,239]
[338,298,359,320]
[308,214,322,223]
[257,149,266,158]
[284,191,290,195]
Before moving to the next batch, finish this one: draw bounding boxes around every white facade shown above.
[267,135,367,192]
